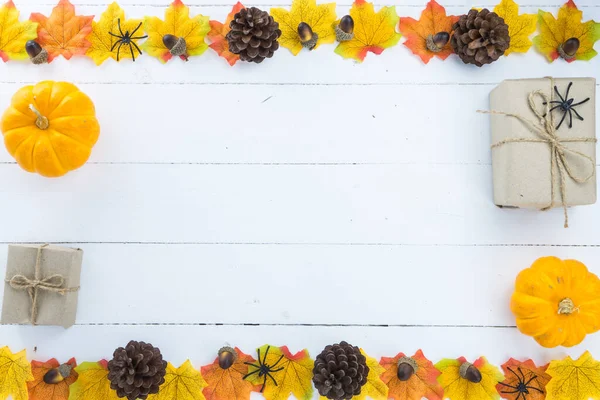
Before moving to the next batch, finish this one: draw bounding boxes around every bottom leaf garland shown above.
[0,343,598,400]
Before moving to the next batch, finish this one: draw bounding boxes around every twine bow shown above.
[480,78,596,228]
[5,244,79,325]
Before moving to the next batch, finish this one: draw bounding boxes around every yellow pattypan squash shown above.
[1,81,100,177]
[511,256,600,348]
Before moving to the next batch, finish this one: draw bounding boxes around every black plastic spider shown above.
[543,81,590,130]
[109,19,148,62]
[497,366,544,400]
[243,346,285,392]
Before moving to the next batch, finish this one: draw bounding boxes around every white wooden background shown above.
[1,0,600,396]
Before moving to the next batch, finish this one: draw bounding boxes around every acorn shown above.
[162,34,188,61]
[297,22,318,50]
[218,346,237,369]
[558,37,580,60]
[43,363,72,384]
[335,15,355,42]
[426,31,450,52]
[396,356,418,381]
[459,362,482,383]
[25,40,48,65]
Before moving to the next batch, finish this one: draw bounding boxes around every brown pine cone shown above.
[107,340,167,400]
[451,9,510,67]
[312,341,369,400]
[226,7,282,63]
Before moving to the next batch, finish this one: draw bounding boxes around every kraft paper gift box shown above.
[1,244,83,328]
[488,77,597,225]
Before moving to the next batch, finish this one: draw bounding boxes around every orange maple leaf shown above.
[398,0,458,63]
[496,359,550,400]
[201,347,258,400]
[27,358,78,400]
[207,2,244,66]
[380,350,443,400]
[29,0,93,62]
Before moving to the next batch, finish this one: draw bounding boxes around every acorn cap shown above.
[396,356,418,381]
[25,40,48,64]
[459,362,482,383]
[559,37,579,59]
[218,346,237,369]
[163,34,188,58]
[426,31,450,52]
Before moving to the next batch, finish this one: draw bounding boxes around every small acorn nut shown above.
[298,22,318,50]
[218,346,237,369]
[335,15,355,42]
[25,40,48,65]
[558,37,580,60]
[163,34,188,59]
[459,362,482,383]
[396,356,418,381]
[426,31,450,53]
[43,363,72,384]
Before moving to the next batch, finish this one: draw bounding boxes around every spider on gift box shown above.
[543,81,590,130]
[109,19,148,62]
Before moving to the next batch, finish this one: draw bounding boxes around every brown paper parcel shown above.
[489,77,597,215]
[1,244,82,328]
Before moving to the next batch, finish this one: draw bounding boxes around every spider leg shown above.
[108,32,121,39]
[131,41,143,57]
[130,35,149,40]
[262,346,270,365]
[497,382,519,389]
[548,105,563,113]
[130,21,143,37]
[257,347,263,365]
[242,369,260,379]
[243,362,260,368]
[128,42,136,61]
[556,110,567,130]
[526,385,544,393]
[266,371,279,386]
[517,367,525,381]
[261,375,267,392]
[118,18,124,36]
[110,38,121,51]
[523,375,537,386]
[572,108,584,121]
[568,108,573,128]
[554,85,566,103]
[507,367,519,380]
[500,389,520,394]
[571,97,590,107]
[116,42,123,61]
[271,354,285,368]
[269,366,285,373]
[516,392,524,400]
[565,81,573,100]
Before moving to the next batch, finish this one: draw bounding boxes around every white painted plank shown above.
[0,6,598,85]
[1,243,599,325]
[0,164,597,244]
[1,325,598,374]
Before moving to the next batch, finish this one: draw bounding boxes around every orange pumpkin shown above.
[1,81,100,177]
[511,257,600,347]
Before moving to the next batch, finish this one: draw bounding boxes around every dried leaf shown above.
[380,350,443,400]
[245,345,314,400]
[86,2,146,65]
[398,0,458,63]
[0,347,34,400]
[69,360,120,400]
[436,357,504,400]
[546,351,600,400]
[494,0,537,55]
[0,1,38,62]
[28,358,78,400]
[201,347,258,400]
[29,0,93,62]
[496,358,549,400]
[334,0,400,62]
[533,0,600,62]
[142,0,210,63]
[353,349,388,400]
[271,0,337,55]
[148,360,207,400]
[207,2,244,66]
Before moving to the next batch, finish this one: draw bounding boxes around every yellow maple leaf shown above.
[69,360,120,400]
[353,349,388,400]
[246,345,313,400]
[334,0,401,62]
[142,0,209,63]
[0,347,34,400]
[271,0,336,55]
[86,2,146,65]
[0,1,38,62]
[436,357,503,400]
[546,351,600,400]
[494,0,536,55]
[533,0,600,62]
[148,360,207,400]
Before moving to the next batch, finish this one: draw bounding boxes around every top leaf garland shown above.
[0,0,599,64]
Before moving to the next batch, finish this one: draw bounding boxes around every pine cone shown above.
[312,341,369,400]
[107,340,167,400]
[226,7,281,63]
[451,9,510,67]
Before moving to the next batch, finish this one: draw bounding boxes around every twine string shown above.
[4,244,79,325]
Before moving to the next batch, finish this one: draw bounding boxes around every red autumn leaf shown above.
[207,2,244,65]
[380,350,443,400]
[29,0,93,62]
[496,358,550,400]
[398,0,458,63]
[201,347,258,400]
[27,358,78,400]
